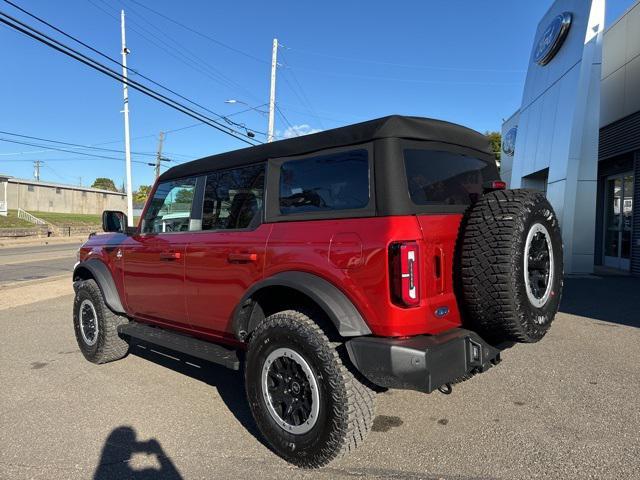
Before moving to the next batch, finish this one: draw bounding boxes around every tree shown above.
[175,188,194,204]
[91,177,118,192]
[485,131,502,167]
[133,185,152,203]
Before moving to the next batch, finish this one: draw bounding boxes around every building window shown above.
[102,193,107,199]
[28,185,35,192]
[55,187,61,194]
[82,191,87,197]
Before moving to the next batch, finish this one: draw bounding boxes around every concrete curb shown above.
[0,235,89,249]
[0,273,69,290]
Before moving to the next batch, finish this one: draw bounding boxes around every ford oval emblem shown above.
[534,12,572,66]
[435,306,449,318]
[502,126,517,156]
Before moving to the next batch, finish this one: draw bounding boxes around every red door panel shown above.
[184,224,272,338]
[122,234,188,327]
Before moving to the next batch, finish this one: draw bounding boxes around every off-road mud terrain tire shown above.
[73,279,129,364]
[245,309,375,468]
[459,189,563,343]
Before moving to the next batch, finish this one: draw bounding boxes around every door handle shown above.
[160,251,182,260]
[227,252,258,263]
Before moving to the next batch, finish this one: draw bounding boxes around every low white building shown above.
[0,174,126,216]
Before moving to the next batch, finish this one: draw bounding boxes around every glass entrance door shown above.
[603,173,634,271]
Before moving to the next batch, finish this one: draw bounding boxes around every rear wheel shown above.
[459,189,563,343]
[245,310,375,468]
[73,279,129,364]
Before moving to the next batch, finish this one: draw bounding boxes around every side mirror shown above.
[102,210,127,233]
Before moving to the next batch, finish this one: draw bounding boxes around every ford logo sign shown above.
[502,127,517,156]
[435,306,449,318]
[534,12,572,66]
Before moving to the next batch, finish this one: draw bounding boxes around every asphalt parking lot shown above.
[0,242,80,286]
[1,274,639,480]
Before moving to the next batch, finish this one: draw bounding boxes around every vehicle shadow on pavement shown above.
[129,341,263,443]
[559,276,639,328]
[93,426,183,479]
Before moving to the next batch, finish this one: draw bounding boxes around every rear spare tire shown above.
[459,189,563,343]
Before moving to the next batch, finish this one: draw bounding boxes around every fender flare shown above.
[73,258,126,314]
[236,271,372,338]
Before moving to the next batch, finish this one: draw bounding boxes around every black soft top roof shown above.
[159,115,492,182]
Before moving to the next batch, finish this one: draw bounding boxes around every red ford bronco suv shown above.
[73,115,563,468]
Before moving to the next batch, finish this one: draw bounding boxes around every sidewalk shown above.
[0,275,71,311]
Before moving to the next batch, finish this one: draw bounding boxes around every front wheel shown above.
[73,279,129,364]
[245,310,375,468]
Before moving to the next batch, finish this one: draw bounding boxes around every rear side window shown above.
[279,149,369,214]
[202,163,265,230]
[404,149,493,206]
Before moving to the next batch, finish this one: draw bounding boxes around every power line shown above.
[0,130,159,157]
[0,137,151,164]
[88,0,260,104]
[287,68,325,130]
[282,64,521,87]
[0,8,260,146]
[276,102,355,124]
[1,157,147,165]
[277,47,325,129]
[1,1,261,144]
[43,164,78,183]
[120,0,261,103]
[0,103,270,159]
[282,45,526,74]
[275,104,295,131]
[126,0,269,65]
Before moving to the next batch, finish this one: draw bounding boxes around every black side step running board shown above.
[118,322,240,370]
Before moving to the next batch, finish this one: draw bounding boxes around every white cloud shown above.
[280,124,322,139]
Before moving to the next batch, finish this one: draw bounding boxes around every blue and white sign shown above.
[534,12,572,66]
[507,0,605,274]
[502,127,518,156]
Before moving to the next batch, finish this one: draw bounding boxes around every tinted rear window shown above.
[404,149,493,206]
[279,149,369,214]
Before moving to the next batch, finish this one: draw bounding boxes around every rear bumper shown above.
[345,328,501,393]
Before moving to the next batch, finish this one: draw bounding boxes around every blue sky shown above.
[0,0,634,189]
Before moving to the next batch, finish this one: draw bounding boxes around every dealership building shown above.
[502,0,639,276]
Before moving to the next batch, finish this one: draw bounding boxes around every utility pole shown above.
[154,131,165,180]
[121,9,134,227]
[267,38,278,143]
[33,160,43,181]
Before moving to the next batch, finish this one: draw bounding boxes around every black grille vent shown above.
[599,111,640,160]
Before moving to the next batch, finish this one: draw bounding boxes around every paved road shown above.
[0,243,80,286]
[1,276,639,480]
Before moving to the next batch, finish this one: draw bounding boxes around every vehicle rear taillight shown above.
[389,241,420,307]
[483,180,507,192]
